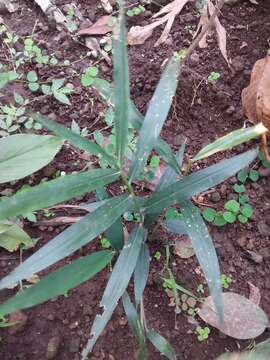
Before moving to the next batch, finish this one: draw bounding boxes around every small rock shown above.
[236,236,247,248]
[48,113,57,121]
[8,311,28,334]
[227,193,238,201]
[47,314,55,321]
[220,184,227,195]
[232,56,245,73]
[190,52,200,65]
[118,317,128,326]
[225,105,235,115]
[229,176,237,185]
[258,222,270,236]
[211,192,221,203]
[245,250,263,264]
[43,165,57,177]
[46,336,61,359]
[260,247,270,259]
[69,337,81,353]
[83,305,93,316]
[258,167,270,177]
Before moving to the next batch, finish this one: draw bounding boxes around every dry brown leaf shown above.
[77,16,112,36]
[194,0,229,64]
[127,0,190,46]
[174,236,195,258]
[248,281,261,306]
[198,292,269,339]
[242,52,270,159]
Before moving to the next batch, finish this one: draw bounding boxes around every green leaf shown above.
[0,251,113,317]
[192,123,267,162]
[166,201,223,323]
[134,242,150,305]
[53,91,71,105]
[164,219,187,235]
[81,74,94,87]
[129,55,181,181]
[241,204,253,218]
[27,70,38,82]
[52,78,65,90]
[31,113,115,164]
[82,225,146,359]
[146,329,176,360]
[144,150,258,214]
[155,139,181,174]
[86,66,98,77]
[122,292,147,360]
[213,212,227,226]
[223,211,236,223]
[41,84,51,95]
[249,169,259,182]
[233,184,246,193]
[0,195,131,290]
[13,92,24,105]
[0,168,120,220]
[0,222,33,252]
[149,155,159,168]
[224,200,240,214]
[113,2,130,166]
[202,208,217,222]
[28,82,39,92]
[238,214,248,224]
[237,169,248,184]
[0,134,63,183]
[239,194,249,204]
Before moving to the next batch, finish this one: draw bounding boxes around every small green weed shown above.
[220,274,232,289]
[154,251,161,261]
[100,237,111,249]
[126,5,145,17]
[207,71,220,82]
[196,326,210,341]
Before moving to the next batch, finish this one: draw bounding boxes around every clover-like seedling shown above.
[249,169,259,182]
[233,184,246,193]
[196,326,210,341]
[202,208,216,222]
[126,5,145,17]
[100,237,111,249]
[154,251,161,261]
[181,294,197,313]
[237,169,248,184]
[220,274,232,289]
[207,71,220,82]
[81,66,99,87]
[238,203,253,224]
[258,149,270,168]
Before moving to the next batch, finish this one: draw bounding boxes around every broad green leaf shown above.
[52,78,65,90]
[143,149,258,214]
[0,221,33,252]
[0,168,120,220]
[0,195,131,290]
[164,219,188,235]
[128,56,181,181]
[0,251,113,317]
[134,242,150,305]
[146,329,176,360]
[31,113,115,163]
[113,1,130,166]
[193,123,267,162]
[167,201,223,321]
[28,82,39,92]
[82,225,146,359]
[122,292,147,360]
[0,134,63,183]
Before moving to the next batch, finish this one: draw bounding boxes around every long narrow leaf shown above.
[144,143,185,227]
[129,56,181,181]
[155,139,181,175]
[82,225,147,359]
[147,330,176,360]
[0,251,113,317]
[113,0,130,166]
[0,168,120,220]
[122,292,147,360]
[193,123,267,162]
[31,113,115,164]
[0,195,132,290]
[0,134,63,183]
[143,149,258,214]
[134,242,150,305]
[165,201,223,321]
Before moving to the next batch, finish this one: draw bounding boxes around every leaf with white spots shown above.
[199,292,269,339]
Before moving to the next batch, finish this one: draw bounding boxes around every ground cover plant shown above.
[0,0,270,359]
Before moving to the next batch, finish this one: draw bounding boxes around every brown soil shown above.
[1,1,270,359]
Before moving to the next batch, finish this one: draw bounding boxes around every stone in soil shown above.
[46,336,61,359]
[69,337,81,353]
